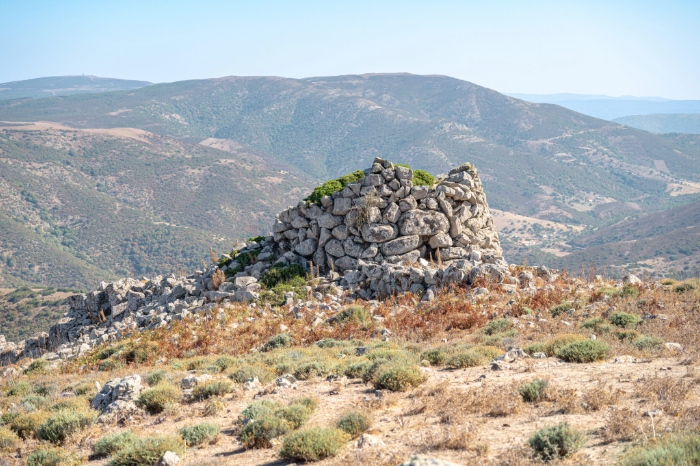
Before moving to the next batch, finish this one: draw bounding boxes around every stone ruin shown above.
[271,157,503,271]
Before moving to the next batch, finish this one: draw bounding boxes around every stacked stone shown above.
[270,157,503,272]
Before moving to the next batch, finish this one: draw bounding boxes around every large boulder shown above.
[361,223,398,243]
[381,235,421,256]
[398,210,450,236]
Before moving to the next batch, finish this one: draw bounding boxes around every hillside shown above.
[0,76,152,101]
[0,122,314,288]
[613,113,700,135]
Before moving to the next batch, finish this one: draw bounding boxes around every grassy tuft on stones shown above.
[305,170,366,205]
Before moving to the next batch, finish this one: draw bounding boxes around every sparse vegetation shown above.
[336,412,371,438]
[529,422,586,461]
[135,383,181,414]
[178,422,220,446]
[94,431,140,457]
[519,379,549,403]
[556,340,610,363]
[280,427,351,461]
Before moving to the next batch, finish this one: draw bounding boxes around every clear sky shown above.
[2,0,699,99]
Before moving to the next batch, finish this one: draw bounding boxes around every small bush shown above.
[316,338,344,348]
[529,422,586,461]
[203,397,225,416]
[519,379,549,403]
[345,361,371,378]
[0,426,19,451]
[36,409,98,444]
[294,361,332,380]
[305,171,365,205]
[542,334,586,357]
[674,282,697,293]
[108,436,185,466]
[238,400,282,424]
[619,285,640,297]
[420,348,449,366]
[524,342,545,355]
[412,169,435,187]
[281,427,350,461]
[550,302,572,317]
[374,362,426,391]
[230,364,274,384]
[336,412,371,438]
[98,359,122,372]
[179,422,220,446]
[145,369,168,386]
[556,340,610,363]
[50,398,88,412]
[334,306,371,324]
[192,380,233,401]
[25,359,50,375]
[618,433,700,466]
[212,355,236,372]
[135,383,181,414]
[263,333,292,352]
[276,404,312,429]
[289,397,319,412]
[610,312,642,327]
[632,335,664,350]
[22,394,48,411]
[94,431,140,456]
[33,383,57,397]
[6,381,31,396]
[615,330,640,341]
[239,416,293,449]
[9,410,50,439]
[186,357,210,371]
[259,263,307,289]
[483,319,512,335]
[70,380,98,398]
[26,447,80,466]
[581,317,612,333]
[1,412,20,425]
[446,346,503,368]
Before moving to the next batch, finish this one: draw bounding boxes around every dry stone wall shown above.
[271,157,503,272]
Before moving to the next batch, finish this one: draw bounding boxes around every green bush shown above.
[412,169,435,187]
[50,398,88,412]
[238,400,282,424]
[36,409,98,444]
[22,394,48,411]
[25,359,50,375]
[446,346,503,368]
[556,340,609,363]
[374,362,426,392]
[632,335,664,350]
[178,422,220,446]
[230,364,275,384]
[212,355,236,372]
[336,412,371,439]
[294,361,332,380]
[26,447,80,466]
[0,426,19,451]
[529,422,586,461]
[7,381,31,396]
[108,436,185,466]
[619,285,640,297]
[0,411,20,425]
[276,404,312,429]
[304,170,365,205]
[524,342,545,355]
[263,333,292,352]
[618,433,700,466]
[280,427,350,461]
[345,361,371,378]
[581,317,612,333]
[610,312,642,327]
[615,330,641,341]
[420,348,449,366]
[70,380,98,398]
[674,282,697,293]
[483,318,512,335]
[538,334,586,357]
[259,263,307,289]
[239,416,293,449]
[94,431,140,456]
[186,357,210,371]
[145,369,168,386]
[550,302,572,317]
[33,383,56,397]
[519,379,549,403]
[98,359,122,372]
[289,397,319,412]
[9,410,50,439]
[135,383,181,414]
[334,306,371,324]
[192,380,233,401]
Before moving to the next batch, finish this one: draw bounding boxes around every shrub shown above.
[6,381,31,396]
[25,359,50,375]
[203,397,225,416]
[334,306,371,324]
[94,431,140,456]
[108,436,185,466]
[581,317,612,333]
[294,361,332,380]
[524,342,545,355]
[550,302,572,317]
[618,433,700,466]
[556,340,610,363]
[374,362,426,392]
[0,426,19,451]
[289,397,319,412]
[479,329,518,347]
[542,334,586,357]
[185,357,210,371]
[336,412,371,439]
[239,416,293,449]
[276,404,312,429]
[135,383,181,414]
[33,383,56,397]
[632,335,664,350]
[238,400,282,424]
[0,412,19,425]
[98,359,122,372]
[529,422,586,461]
[412,169,435,187]
[674,282,697,293]
[519,379,549,403]
[9,410,50,439]
[259,263,307,289]
[212,355,236,372]
[145,369,168,386]
[70,380,98,398]
[179,422,220,446]
[26,447,80,466]
[316,338,344,348]
[192,380,233,401]
[619,285,640,297]
[610,312,642,327]
[446,346,503,368]
[280,427,350,461]
[304,170,365,205]
[483,319,512,335]
[50,398,88,412]
[263,333,292,352]
[421,348,449,366]
[345,361,371,378]
[230,364,274,384]
[36,409,98,444]
[22,394,48,411]
[615,330,640,341]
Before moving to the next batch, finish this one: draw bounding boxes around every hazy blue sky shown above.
[2,0,699,99]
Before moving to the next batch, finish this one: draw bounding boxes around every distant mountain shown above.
[0,73,699,285]
[0,76,152,100]
[506,93,700,121]
[613,114,700,135]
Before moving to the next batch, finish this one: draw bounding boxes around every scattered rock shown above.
[665,343,683,352]
[157,452,181,466]
[356,434,386,449]
[398,455,464,466]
